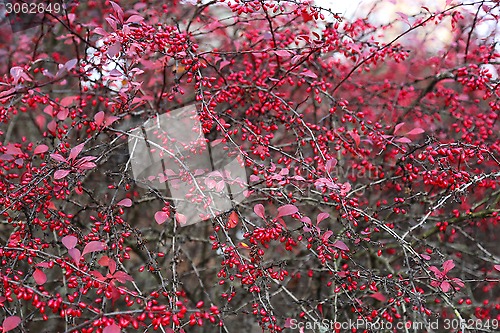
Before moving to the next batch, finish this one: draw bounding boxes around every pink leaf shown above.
[36,262,51,268]
[175,213,187,225]
[494,265,500,272]
[254,204,266,219]
[155,211,169,224]
[2,316,21,332]
[440,280,451,292]
[126,14,144,23]
[34,144,48,155]
[103,324,121,333]
[64,59,78,71]
[316,212,329,225]
[429,266,441,277]
[77,162,97,170]
[301,69,317,79]
[332,240,349,251]
[406,128,425,135]
[94,111,105,126]
[82,241,106,256]
[394,122,405,135]
[112,271,134,283]
[219,60,230,70]
[370,292,386,302]
[249,175,260,182]
[117,198,132,207]
[62,235,78,249]
[396,11,411,26]
[277,204,298,217]
[69,143,85,160]
[110,1,124,22]
[105,116,119,126]
[105,17,117,31]
[33,269,47,285]
[442,259,455,274]
[420,254,431,260]
[322,230,334,241]
[56,108,69,121]
[395,137,412,143]
[108,42,121,58]
[54,169,71,180]
[284,318,293,328]
[50,153,67,163]
[68,248,81,264]
[349,131,360,147]
[300,216,311,225]
[272,50,291,57]
[4,144,22,155]
[325,158,337,173]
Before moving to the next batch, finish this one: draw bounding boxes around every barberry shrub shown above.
[0,0,499,332]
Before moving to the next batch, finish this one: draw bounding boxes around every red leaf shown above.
[82,241,106,256]
[332,240,349,251]
[254,204,266,219]
[54,169,71,180]
[62,235,78,249]
[277,204,298,217]
[2,316,21,332]
[98,256,116,274]
[33,269,47,285]
[34,144,48,155]
[226,211,239,229]
[406,128,425,135]
[394,122,405,135]
[316,212,329,225]
[154,211,169,224]
[103,324,121,333]
[69,143,85,160]
[117,198,132,207]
